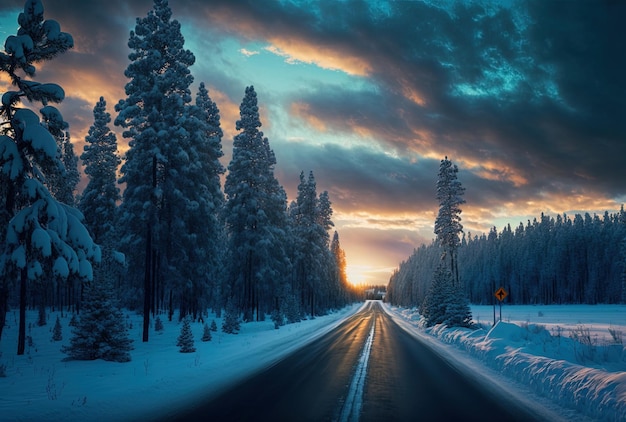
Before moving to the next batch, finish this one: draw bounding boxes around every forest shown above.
[0,0,361,357]
[387,208,626,308]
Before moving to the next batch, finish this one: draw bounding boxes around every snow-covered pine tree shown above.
[210,319,217,332]
[51,315,62,341]
[223,86,290,322]
[37,304,46,326]
[174,82,225,320]
[176,316,195,352]
[290,171,333,316]
[79,96,120,246]
[421,264,454,327]
[444,286,473,328]
[330,231,349,307]
[62,280,133,362]
[79,97,124,309]
[434,156,465,288]
[429,157,472,327]
[270,307,284,329]
[221,300,240,334]
[47,130,79,207]
[0,0,100,355]
[115,0,196,342]
[154,315,164,333]
[201,323,212,341]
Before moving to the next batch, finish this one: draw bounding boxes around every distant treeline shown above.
[387,209,626,307]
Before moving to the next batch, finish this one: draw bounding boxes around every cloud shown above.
[239,48,259,57]
[2,0,624,283]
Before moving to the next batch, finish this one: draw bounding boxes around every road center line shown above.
[338,318,375,422]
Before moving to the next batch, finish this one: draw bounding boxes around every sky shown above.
[1,0,625,286]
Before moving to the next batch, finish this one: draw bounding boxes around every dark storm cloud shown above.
[2,0,623,211]
[192,0,626,202]
[274,140,439,213]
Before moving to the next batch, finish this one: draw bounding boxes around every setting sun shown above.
[346,265,369,286]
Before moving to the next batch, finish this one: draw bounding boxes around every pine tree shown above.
[223,86,289,322]
[62,281,133,362]
[37,305,46,326]
[0,0,100,355]
[291,171,334,316]
[210,319,217,332]
[330,231,349,307]
[421,157,472,328]
[177,317,196,352]
[175,82,225,320]
[201,323,212,341]
[221,300,240,334]
[79,96,124,308]
[435,157,465,287]
[52,315,62,341]
[270,307,284,329]
[46,130,80,207]
[154,315,164,333]
[115,0,196,342]
[421,264,454,327]
[79,96,120,246]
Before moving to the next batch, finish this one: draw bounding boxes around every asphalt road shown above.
[169,301,549,422]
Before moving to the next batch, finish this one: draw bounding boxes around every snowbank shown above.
[386,304,626,422]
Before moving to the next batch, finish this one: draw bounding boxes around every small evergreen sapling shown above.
[271,308,284,330]
[154,316,164,333]
[37,305,46,327]
[201,323,212,342]
[62,281,133,362]
[210,319,217,332]
[52,315,62,341]
[177,317,196,353]
[221,301,240,334]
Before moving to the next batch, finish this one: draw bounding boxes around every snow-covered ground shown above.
[386,303,626,421]
[0,302,624,421]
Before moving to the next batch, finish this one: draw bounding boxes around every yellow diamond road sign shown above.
[494,287,508,302]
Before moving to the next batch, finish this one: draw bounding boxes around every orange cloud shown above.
[290,102,328,132]
[264,38,372,76]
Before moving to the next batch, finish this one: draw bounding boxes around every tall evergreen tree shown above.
[115,0,196,341]
[223,86,290,322]
[174,82,225,320]
[0,0,100,354]
[434,156,465,288]
[47,131,79,206]
[79,96,121,246]
[79,97,123,304]
[330,231,349,307]
[291,171,335,316]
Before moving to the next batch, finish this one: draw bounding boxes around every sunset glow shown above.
[1,1,622,286]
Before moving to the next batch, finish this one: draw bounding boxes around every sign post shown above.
[494,287,508,322]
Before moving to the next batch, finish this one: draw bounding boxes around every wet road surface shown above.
[169,301,549,421]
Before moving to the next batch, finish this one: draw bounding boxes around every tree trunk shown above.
[17,268,27,355]
[0,281,8,341]
[143,223,152,343]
